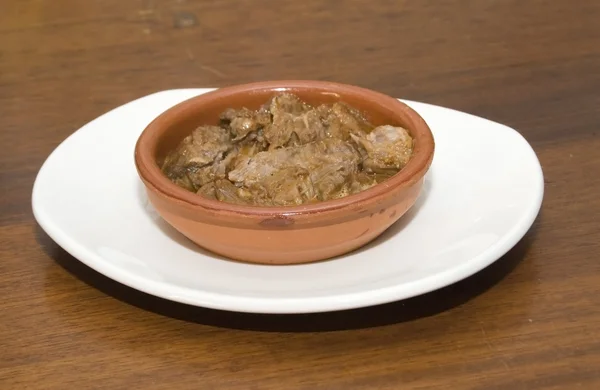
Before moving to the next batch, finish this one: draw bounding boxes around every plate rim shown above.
[32,89,545,314]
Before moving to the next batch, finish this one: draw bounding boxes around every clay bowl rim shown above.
[134,80,435,219]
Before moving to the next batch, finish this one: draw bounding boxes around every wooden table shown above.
[2,1,599,388]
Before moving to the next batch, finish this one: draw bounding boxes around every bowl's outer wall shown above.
[145,178,424,264]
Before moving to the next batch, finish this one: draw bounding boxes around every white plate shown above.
[32,89,544,314]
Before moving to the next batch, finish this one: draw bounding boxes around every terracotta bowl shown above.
[134,81,435,265]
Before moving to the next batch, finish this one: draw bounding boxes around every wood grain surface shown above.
[2,0,600,389]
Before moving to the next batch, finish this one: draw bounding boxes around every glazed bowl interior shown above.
[135,80,434,217]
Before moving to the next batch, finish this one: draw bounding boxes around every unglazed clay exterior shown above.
[134,81,435,264]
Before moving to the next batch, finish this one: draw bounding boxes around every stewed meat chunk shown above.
[161,93,414,206]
